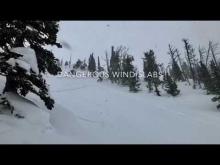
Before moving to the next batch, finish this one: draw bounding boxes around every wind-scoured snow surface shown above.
[1,75,220,144]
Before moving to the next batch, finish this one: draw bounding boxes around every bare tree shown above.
[198,46,206,64]
[105,51,110,72]
[176,49,191,85]
[209,41,220,68]
[183,39,197,89]
[168,44,190,84]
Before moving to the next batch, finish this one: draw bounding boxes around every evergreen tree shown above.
[64,61,69,67]
[143,50,161,96]
[164,73,180,96]
[80,60,87,70]
[119,55,140,92]
[171,60,183,81]
[121,55,133,85]
[0,21,61,110]
[129,69,140,92]
[88,53,96,73]
[109,46,120,83]
[197,62,213,92]
[210,60,220,108]
[73,59,83,69]
[210,60,220,94]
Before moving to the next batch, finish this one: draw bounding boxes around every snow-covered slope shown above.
[0,92,76,144]
[1,76,220,144]
[47,76,220,144]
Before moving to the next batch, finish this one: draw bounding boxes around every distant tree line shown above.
[103,39,220,109]
[58,39,220,109]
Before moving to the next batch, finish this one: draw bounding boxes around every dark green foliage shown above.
[97,75,103,82]
[121,55,140,92]
[80,60,87,70]
[143,50,161,96]
[71,59,87,72]
[210,60,220,108]
[129,72,140,92]
[212,96,220,109]
[171,60,183,81]
[88,53,96,73]
[198,62,214,93]
[164,73,180,96]
[64,61,69,66]
[210,60,220,93]
[109,46,121,83]
[121,55,134,85]
[0,21,61,110]
[73,59,83,69]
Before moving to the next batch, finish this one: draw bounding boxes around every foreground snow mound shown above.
[10,47,39,74]
[0,92,81,144]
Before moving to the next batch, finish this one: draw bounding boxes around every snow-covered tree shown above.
[164,73,180,96]
[0,21,61,110]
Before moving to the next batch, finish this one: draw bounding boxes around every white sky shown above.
[52,21,220,70]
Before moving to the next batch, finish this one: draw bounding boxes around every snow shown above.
[6,58,31,74]
[47,77,220,144]
[0,92,82,144]
[0,75,6,94]
[1,75,220,144]
[10,47,39,74]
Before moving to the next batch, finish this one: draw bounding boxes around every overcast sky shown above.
[52,21,220,69]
